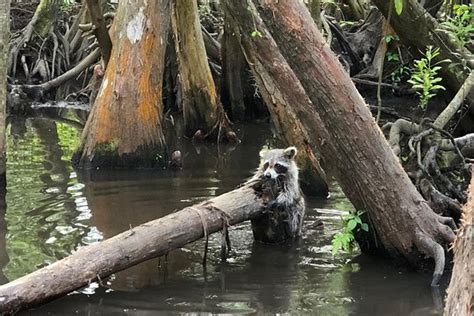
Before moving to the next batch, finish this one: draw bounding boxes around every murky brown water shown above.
[1,117,446,315]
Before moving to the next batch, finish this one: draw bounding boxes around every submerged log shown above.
[0,184,267,314]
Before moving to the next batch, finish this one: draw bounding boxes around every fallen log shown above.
[0,184,265,314]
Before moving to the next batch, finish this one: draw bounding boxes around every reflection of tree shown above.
[0,188,8,284]
[348,255,445,315]
[4,118,95,280]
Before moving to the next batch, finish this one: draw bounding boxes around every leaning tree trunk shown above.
[74,0,170,168]
[444,170,473,316]
[226,0,457,285]
[372,0,473,94]
[0,0,8,187]
[0,183,270,314]
[224,5,329,196]
[84,0,112,67]
[171,0,230,139]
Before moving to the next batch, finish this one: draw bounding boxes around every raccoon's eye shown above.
[263,162,269,170]
[274,163,287,173]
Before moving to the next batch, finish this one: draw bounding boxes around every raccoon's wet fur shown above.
[248,146,305,243]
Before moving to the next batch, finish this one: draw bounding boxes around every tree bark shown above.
[444,170,473,316]
[171,0,226,137]
[0,0,8,186]
[73,0,170,169]
[307,0,322,28]
[221,10,246,121]
[0,184,267,314]
[224,6,329,196]
[226,0,456,285]
[372,0,473,93]
[84,0,112,67]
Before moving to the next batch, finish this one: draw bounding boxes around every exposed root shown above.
[414,230,445,287]
[387,119,420,157]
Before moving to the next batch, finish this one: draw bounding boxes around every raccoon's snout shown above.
[264,169,278,179]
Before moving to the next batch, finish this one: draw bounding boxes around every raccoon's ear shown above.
[284,146,297,159]
[259,149,269,158]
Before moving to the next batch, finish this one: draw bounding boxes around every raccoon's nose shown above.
[264,171,272,178]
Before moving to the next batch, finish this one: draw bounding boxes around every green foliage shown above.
[441,4,474,48]
[251,30,263,38]
[390,65,411,85]
[408,46,450,109]
[394,0,404,15]
[387,51,400,62]
[246,5,263,39]
[384,34,400,43]
[331,211,368,256]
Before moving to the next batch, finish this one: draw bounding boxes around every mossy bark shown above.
[74,0,170,169]
[33,0,58,38]
[0,0,8,186]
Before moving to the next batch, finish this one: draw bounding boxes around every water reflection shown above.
[0,117,446,315]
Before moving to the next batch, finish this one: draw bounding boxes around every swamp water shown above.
[0,117,446,315]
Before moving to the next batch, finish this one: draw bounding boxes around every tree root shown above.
[386,119,420,157]
[414,229,446,287]
[419,178,463,221]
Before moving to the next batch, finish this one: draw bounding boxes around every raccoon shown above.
[248,146,305,242]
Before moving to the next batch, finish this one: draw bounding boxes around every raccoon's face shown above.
[259,146,298,180]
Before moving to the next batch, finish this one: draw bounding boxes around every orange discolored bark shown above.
[74,0,170,168]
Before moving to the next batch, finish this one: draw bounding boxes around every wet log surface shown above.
[0,185,266,314]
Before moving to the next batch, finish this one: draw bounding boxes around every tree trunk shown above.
[372,0,473,93]
[84,0,112,67]
[73,0,170,169]
[0,184,267,314]
[221,10,246,121]
[224,6,329,196]
[226,0,456,285]
[171,0,227,138]
[0,0,8,186]
[444,171,473,316]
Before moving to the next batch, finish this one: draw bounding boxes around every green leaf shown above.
[347,219,357,231]
[251,30,262,38]
[361,223,369,232]
[394,0,404,15]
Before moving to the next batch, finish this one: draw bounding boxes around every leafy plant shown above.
[247,5,263,38]
[441,4,474,48]
[387,51,400,62]
[394,0,404,15]
[384,34,400,44]
[407,46,450,109]
[331,211,368,255]
[390,65,411,85]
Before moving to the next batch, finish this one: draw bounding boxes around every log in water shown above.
[0,185,264,314]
